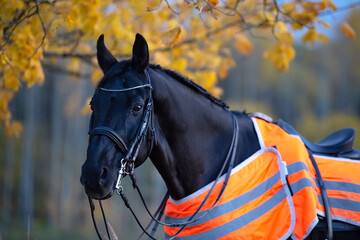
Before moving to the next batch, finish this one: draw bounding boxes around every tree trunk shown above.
[18,86,38,234]
[2,138,15,231]
[47,73,64,226]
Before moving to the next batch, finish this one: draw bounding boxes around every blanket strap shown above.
[306,148,333,240]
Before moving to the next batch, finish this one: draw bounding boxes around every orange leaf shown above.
[162,27,182,47]
[208,0,218,7]
[218,67,228,79]
[233,34,253,56]
[341,22,356,39]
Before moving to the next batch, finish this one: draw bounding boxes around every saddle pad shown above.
[315,155,360,226]
[164,148,295,240]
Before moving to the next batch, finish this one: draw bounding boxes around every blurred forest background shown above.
[1,0,360,239]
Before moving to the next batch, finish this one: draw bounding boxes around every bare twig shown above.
[31,0,47,58]
[165,0,179,14]
[271,0,280,39]
[43,51,98,66]
[147,0,179,14]
[203,0,235,16]
[198,11,211,28]
[42,62,91,78]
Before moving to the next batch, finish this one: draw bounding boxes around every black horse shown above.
[81,34,360,239]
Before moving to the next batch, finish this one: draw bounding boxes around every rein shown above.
[87,69,239,239]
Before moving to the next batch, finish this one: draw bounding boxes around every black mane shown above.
[149,64,229,109]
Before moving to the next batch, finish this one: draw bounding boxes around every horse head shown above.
[80,34,154,200]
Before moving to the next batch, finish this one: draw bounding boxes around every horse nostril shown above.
[99,167,109,186]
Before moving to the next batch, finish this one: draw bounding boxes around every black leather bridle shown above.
[87,69,155,239]
[88,69,154,192]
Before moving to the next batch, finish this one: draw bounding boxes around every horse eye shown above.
[133,104,142,112]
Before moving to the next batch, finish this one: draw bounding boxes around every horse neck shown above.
[148,68,237,200]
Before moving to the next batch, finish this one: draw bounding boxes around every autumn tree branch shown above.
[1,1,56,50]
[31,0,47,58]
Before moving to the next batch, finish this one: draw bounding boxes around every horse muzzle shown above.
[80,162,116,200]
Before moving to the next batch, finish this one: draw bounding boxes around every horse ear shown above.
[132,33,149,72]
[97,34,118,73]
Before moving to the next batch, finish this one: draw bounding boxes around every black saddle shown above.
[277,119,360,160]
[306,220,360,240]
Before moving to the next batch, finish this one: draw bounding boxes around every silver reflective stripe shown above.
[317,194,360,213]
[288,162,360,229]
[287,161,310,175]
[165,148,295,240]
[324,180,360,194]
[165,172,281,227]
[288,159,360,194]
[316,193,360,226]
[166,189,290,240]
[290,178,316,195]
[288,161,360,199]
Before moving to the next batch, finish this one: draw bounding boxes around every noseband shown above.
[88,69,154,192]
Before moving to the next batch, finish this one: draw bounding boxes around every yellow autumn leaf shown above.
[277,32,294,45]
[197,70,217,90]
[327,0,337,10]
[317,20,331,29]
[91,68,103,85]
[0,51,10,66]
[4,68,20,91]
[23,59,45,87]
[282,2,295,14]
[301,29,329,45]
[211,86,223,98]
[0,91,14,113]
[172,58,187,71]
[6,121,23,138]
[264,41,295,73]
[81,97,92,115]
[148,0,163,9]
[341,22,356,39]
[290,21,303,30]
[274,22,288,34]
[233,34,253,56]
[162,27,182,47]
[66,15,75,29]
[68,58,81,74]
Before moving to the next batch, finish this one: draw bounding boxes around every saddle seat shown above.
[277,119,360,160]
